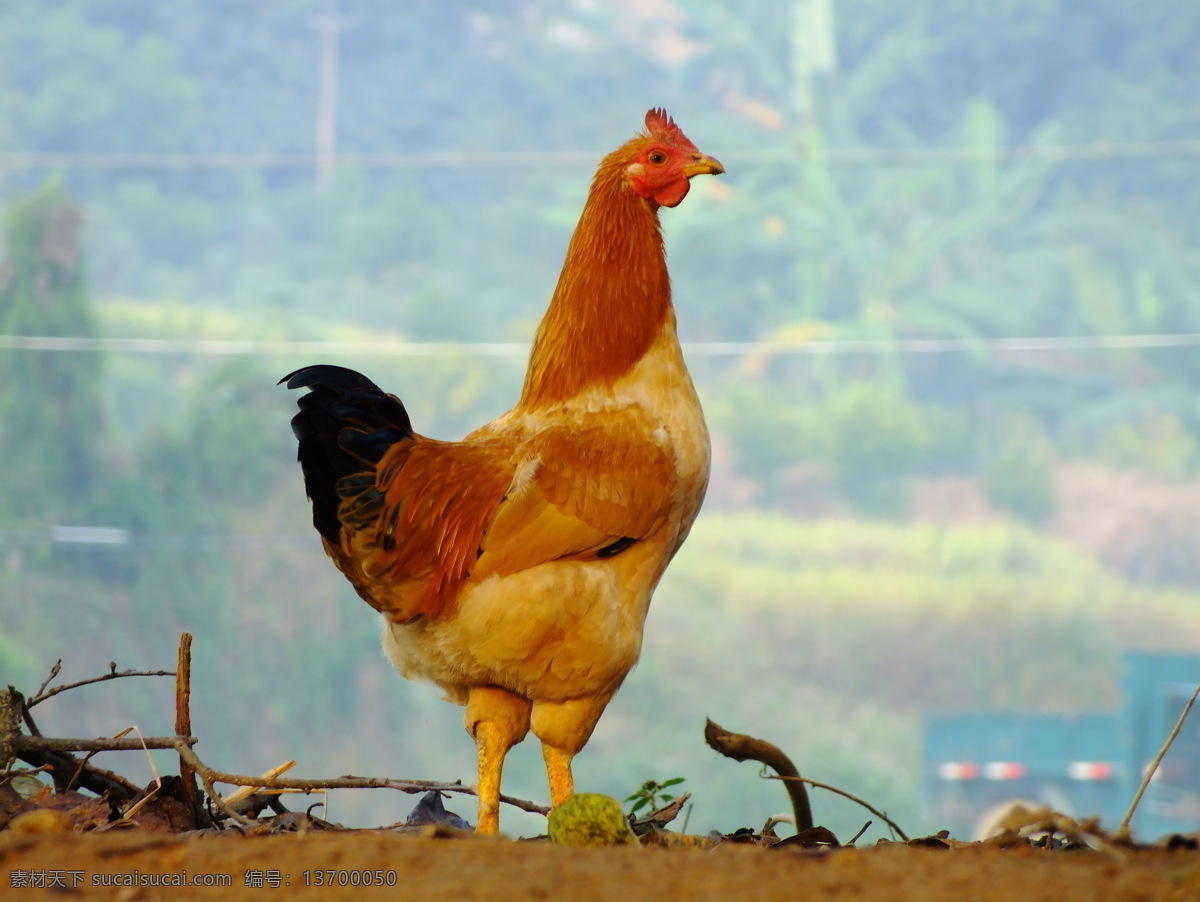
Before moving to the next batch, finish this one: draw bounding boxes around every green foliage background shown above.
[2,0,1200,841]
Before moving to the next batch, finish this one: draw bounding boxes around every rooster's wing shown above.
[343,406,676,621]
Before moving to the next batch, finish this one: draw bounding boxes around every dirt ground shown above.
[3,829,1199,902]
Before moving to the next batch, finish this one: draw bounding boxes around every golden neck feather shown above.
[519,153,672,409]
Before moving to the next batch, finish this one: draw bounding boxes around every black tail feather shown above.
[281,365,414,543]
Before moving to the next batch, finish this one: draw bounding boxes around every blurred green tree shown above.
[0,181,108,528]
[978,411,1056,524]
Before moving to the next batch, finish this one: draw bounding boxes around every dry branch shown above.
[173,633,206,825]
[705,718,813,831]
[2,690,147,803]
[169,740,549,818]
[2,685,195,802]
[704,717,910,842]
[26,665,176,708]
[0,687,23,765]
[765,773,909,842]
[34,660,62,699]
[1119,682,1200,837]
[3,644,552,830]
[224,761,297,805]
[9,734,197,754]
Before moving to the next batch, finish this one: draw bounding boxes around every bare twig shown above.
[2,684,193,801]
[847,820,873,845]
[705,719,813,831]
[765,773,909,842]
[169,740,549,820]
[8,648,549,830]
[1119,683,1200,837]
[703,718,907,842]
[88,726,164,820]
[117,729,163,822]
[8,735,144,802]
[66,731,120,795]
[27,668,176,708]
[224,761,297,805]
[0,687,24,766]
[117,782,161,823]
[172,743,258,826]
[174,632,206,824]
[14,736,196,754]
[34,661,62,700]
[19,697,44,738]
[0,765,51,780]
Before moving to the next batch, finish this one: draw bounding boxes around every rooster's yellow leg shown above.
[474,720,508,834]
[467,687,532,834]
[543,744,575,809]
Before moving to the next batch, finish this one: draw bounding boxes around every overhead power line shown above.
[0,150,598,173]
[0,335,527,356]
[0,527,315,551]
[688,333,1200,354]
[1,138,1199,173]
[3,332,1200,357]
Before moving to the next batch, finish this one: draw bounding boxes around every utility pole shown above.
[311,5,347,192]
[793,0,838,129]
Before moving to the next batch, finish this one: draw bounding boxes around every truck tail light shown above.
[1068,761,1114,781]
[983,761,1027,781]
[936,761,980,781]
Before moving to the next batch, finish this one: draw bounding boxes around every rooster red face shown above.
[625,108,724,208]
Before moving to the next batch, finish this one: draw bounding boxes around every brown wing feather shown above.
[337,435,515,621]
[532,420,673,538]
[332,407,676,622]
[474,411,676,579]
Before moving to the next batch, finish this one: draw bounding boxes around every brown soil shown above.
[3,830,1199,901]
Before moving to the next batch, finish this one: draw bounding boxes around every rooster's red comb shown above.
[644,108,696,149]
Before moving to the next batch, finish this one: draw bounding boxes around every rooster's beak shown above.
[683,153,724,178]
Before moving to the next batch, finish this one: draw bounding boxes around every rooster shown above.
[283,109,722,833]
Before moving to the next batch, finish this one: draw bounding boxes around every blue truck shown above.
[923,651,1200,840]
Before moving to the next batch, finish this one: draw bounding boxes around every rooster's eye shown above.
[648,150,667,165]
